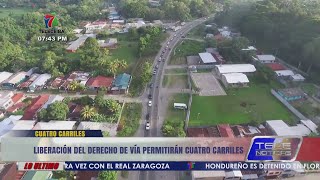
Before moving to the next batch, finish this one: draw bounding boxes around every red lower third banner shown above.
[296,138,320,161]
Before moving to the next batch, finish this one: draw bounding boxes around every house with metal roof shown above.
[215,64,256,76]
[33,120,76,130]
[40,95,64,110]
[0,72,13,84]
[221,73,249,88]
[198,52,217,64]
[111,73,132,94]
[266,120,317,136]
[255,54,276,63]
[1,72,27,89]
[28,73,51,92]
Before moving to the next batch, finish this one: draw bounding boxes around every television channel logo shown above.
[187,162,195,170]
[44,13,59,28]
[246,136,302,162]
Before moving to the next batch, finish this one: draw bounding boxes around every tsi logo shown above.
[246,137,302,161]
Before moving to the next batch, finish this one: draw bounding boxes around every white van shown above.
[173,103,187,110]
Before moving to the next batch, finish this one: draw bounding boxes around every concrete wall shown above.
[271,89,307,120]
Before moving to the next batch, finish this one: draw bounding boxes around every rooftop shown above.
[199,52,217,64]
[22,95,50,120]
[3,72,27,85]
[300,120,318,133]
[266,63,286,71]
[256,55,276,61]
[29,73,51,88]
[278,88,304,97]
[218,124,235,137]
[33,121,76,130]
[40,95,64,110]
[86,76,114,88]
[215,64,256,74]
[222,73,249,84]
[266,120,312,136]
[12,120,36,130]
[187,126,221,137]
[291,74,305,80]
[77,122,118,136]
[112,73,131,89]
[275,70,294,76]
[0,72,13,84]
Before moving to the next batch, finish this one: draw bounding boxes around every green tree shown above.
[47,102,69,121]
[37,109,48,121]
[98,171,117,180]
[140,62,152,86]
[81,105,96,120]
[68,81,79,91]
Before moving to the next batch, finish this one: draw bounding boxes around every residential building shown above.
[199,52,217,64]
[60,71,90,90]
[0,115,22,136]
[266,120,317,136]
[218,26,231,39]
[99,38,118,49]
[221,73,249,88]
[275,70,294,77]
[28,73,51,92]
[68,103,83,120]
[255,55,276,63]
[21,95,49,120]
[48,76,64,89]
[40,95,64,110]
[278,88,305,101]
[215,64,256,76]
[111,73,132,94]
[266,63,286,71]
[217,124,235,137]
[0,72,13,84]
[11,93,25,104]
[84,20,107,33]
[1,72,27,89]
[0,91,14,110]
[17,73,40,90]
[21,171,53,180]
[66,34,96,52]
[7,102,25,114]
[12,120,36,130]
[290,74,305,82]
[187,126,221,137]
[33,121,76,130]
[206,33,214,38]
[86,76,114,90]
[77,122,118,136]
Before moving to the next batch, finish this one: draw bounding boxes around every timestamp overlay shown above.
[37,36,68,42]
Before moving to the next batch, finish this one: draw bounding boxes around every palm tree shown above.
[68,81,79,91]
[81,106,96,120]
[108,59,128,78]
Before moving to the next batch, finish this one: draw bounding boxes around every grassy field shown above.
[165,94,189,123]
[164,68,187,74]
[189,78,296,126]
[169,40,205,65]
[117,103,142,137]
[187,24,206,39]
[0,7,33,18]
[301,83,318,96]
[162,75,188,89]
[110,41,138,65]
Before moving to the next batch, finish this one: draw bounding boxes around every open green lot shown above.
[189,78,296,126]
[170,39,205,65]
[0,7,33,18]
[165,94,189,123]
[117,103,142,137]
[110,41,138,65]
[162,75,188,89]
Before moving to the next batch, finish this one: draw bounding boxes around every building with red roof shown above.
[86,76,114,90]
[21,95,49,120]
[0,163,21,180]
[11,93,24,104]
[217,124,235,137]
[266,63,286,71]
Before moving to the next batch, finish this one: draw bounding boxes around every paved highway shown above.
[139,16,213,180]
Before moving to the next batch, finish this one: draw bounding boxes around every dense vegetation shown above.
[118,0,219,21]
[216,0,320,81]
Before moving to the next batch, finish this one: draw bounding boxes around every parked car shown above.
[148,101,152,107]
[145,121,150,130]
[148,94,152,99]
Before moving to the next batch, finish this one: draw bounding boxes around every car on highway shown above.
[174,34,177,37]
[181,35,185,38]
[149,83,154,88]
[148,101,152,107]
[158,58,161,62]
[148,94,152,99]
[170,38,173,41]
[153,70,157,75]
[145,121,150,130]
[146,113,150,120]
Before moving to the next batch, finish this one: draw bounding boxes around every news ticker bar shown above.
[17,162,320,171]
